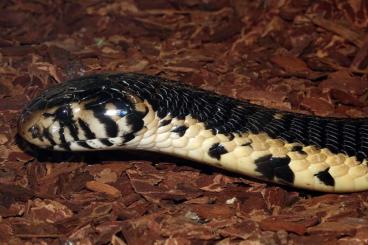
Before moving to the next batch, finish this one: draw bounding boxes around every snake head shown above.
[18,74,148,151]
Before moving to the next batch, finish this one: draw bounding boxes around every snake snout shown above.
[18,109,48,148]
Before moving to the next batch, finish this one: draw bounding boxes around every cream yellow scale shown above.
[131,102,368,192]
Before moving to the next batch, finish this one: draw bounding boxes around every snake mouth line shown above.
[45,138,115,151]
[45,133,137,151]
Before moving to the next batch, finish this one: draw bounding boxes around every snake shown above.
[17,73,368,192]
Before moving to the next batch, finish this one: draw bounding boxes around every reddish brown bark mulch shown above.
[1,1,368,244]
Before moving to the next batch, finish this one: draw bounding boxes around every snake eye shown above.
[54,106,73,122]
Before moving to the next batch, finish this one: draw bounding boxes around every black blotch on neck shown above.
[291,145,307,155]
[171,125,188,137]
[227,133,235,140]
[314,168,335,186]
[208,143,228,160]
[254,154,294,183]
[159,119,172,127]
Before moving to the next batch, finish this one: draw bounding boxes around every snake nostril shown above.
[28,125,41,139]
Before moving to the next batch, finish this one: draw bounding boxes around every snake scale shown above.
[17,73,368,192]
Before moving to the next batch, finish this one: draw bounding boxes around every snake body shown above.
[18,73,368,192]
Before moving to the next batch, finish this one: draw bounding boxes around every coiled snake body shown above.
[18,73,368,192]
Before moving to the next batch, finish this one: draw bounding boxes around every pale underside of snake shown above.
[17,73,368,192]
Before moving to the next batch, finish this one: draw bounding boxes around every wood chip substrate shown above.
[1,1,368,244]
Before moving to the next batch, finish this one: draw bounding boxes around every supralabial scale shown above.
[17,73,368,192]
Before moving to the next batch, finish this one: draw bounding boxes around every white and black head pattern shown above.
[18,74,148,151]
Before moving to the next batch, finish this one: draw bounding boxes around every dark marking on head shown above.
[60,141,71,151]
[159,119,172,127]
[58,127,71,151]
[85,100,118,138]
[171,125,188,137]
[55,105,79,141]
[126,112,145,133]
[314,168,335,186]
[100,138,113,146]
[43,105,80,142]
[98,114,118,137]
[254,154,294,183]
[42,128,56,145]
[78,119,96,139]
[123,133,135,143]
[67,122,79,141]
[45,145,54,150]
[77,141,94,149]
[96,113,118,137]
[208,143,228,160]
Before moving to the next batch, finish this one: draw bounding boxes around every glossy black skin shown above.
[18,73,368,187]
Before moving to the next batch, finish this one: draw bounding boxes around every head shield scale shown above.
[18,74,148,151]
